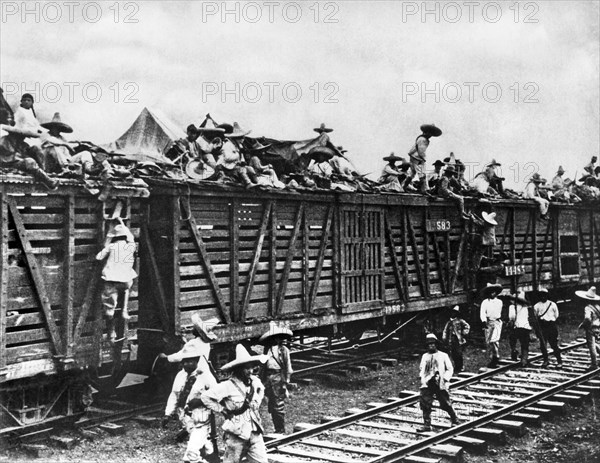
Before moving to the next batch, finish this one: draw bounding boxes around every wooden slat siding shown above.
[510,208,517,293]
[172,197,181,333]
[384,212,406,302]
[180,202,231,325]
[275,203,305,316]
[519,212,532,265]
[450,228,467,294]
[309,206,334,311]
[405,209,425,296]
[445,228,451,293]
[230,199,240,322]
[333,204,341,311]
[552,213,560,285]
[431,231,447,294]
[402,208,409,295]
[7,198,63,356]
[64,195,75,359]
[91,204,105,364]
[536,218,552,284]
[578,218,594,283]
[241,202,272,320]
[378,212,385,302]
[269,202,277,316]
[0,196,8,372]
[532,210,538,290]
[303,205,309,311]
[140,222,175,330]
[423,210,430,296]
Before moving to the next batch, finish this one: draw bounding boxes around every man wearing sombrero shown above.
[533,289,562,368]
[163,338,218,463]
[259,323,293,434]
[470,211,498,271]
[41,112,75,174]
[479,283,504,368]
[378,152,410,192]
[407,123,442,195]
[470,159,502,197]
[523,173,550,220]
[201,344,268,463]
[576,286,600,370]
[507,289,532,367]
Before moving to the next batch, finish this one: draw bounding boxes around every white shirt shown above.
[165,367,217,425]
[534,300,559,322]
[480,297,503,323]
[264,344,293,382]
[14,106,42,133]
[96,239,138,282]
[419,350,454,390]
[509,304,531,330]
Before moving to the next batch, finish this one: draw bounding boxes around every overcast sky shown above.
[1,0,598,187]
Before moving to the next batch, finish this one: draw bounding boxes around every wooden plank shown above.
[536,218,552,283]
[423,210,430,296]
[241,202,272,320]
[7,199,63,356]
[449,228,467,294]
[431,231,447,294]
[275,203,305,316]
[63,195,75,359]
[172,196,181,333]
[0,196,8,372]
[303,204,309,312]
[405,209,426,296]
[269,202,277,317]
[308,206,334,312]
[532,209,537,289]
[384,212,406,302]
[579,218,594,283]
[140,222,176,330]
[180,202,231,325]
[230,199,240,322]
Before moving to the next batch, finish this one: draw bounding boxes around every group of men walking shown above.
[162,320,293,463]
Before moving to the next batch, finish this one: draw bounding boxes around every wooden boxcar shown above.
[0,177,147,429]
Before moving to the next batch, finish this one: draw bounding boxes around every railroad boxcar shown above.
[0,177,148,430]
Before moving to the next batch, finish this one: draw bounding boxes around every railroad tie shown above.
[466,427,507,444]
[536,400,566,415]
[490,419,527,437]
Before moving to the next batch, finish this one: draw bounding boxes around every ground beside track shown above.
[1,307,599,462]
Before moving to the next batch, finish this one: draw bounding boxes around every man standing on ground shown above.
[576,286,600,371]
[508,290,532,367]
[442,306,470,373]
[533,289,562,368]
[417,333,460,432]
[480,283,504,368]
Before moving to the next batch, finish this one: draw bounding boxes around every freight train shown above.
[1,175,598,430]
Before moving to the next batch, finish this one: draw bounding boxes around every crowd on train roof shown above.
[1,91,599,215]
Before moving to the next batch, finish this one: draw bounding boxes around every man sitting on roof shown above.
[436,164,469,220]
[378,153,410,193]
[306,147,354,191]
[248,142,285,189]
[428,159,445,191]
[470,159,503,197]
[584,156,597,176]
[0,125,57,189]
[523,173,550,219]
[40,113,75,174]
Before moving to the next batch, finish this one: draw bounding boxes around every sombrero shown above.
[575,286,600,301]
[420,124,442,137]
[530,173,546,184]
[501,290,530,306]
[425,333,438,344]
[259,322,293,343]
[167,338,210,363]
[479,283,503,299]
[249,141,272,153]
[226,122,251,138]
[444,165,457,175]
[433,160,445,167]
[306,146,336,160]
[0,124,41,138]
[41,112,73,133]
[198,114,225,134]
[383,152,403,163]
[185,160,215,180]
[482,211,498,226]
[485,159,502,168]
[556,166,565,175]
[191,313,218,342]
[221,344,268,370]
[314,123,333,134]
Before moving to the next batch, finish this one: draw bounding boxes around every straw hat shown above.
[556,166,565,175]
[225,122,251,138]
[191,313,218,342]
[530,173,546,184]
[314,123,333,133]
[479,283,503,299]
[109,224,131,238]
[425,333,438,344]
[167,338,209,363]
[485,159,502,168]
[575,286,600,301]
[306,146,336,160]
[259,322,293,343]
[420,124,442,137]
[198,114,225,134]
[383,152,404,163]
[221,344,268,370]
[482,211,498,226]
[41,112,73,134]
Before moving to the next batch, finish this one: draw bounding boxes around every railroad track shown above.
[266,339,600,463]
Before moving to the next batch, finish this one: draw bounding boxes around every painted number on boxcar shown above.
[504,264,526,276]
[426,219,452,232]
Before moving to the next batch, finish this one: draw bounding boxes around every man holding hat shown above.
[417,333,460,432]
[201,344,268,463]
[259,323,293,434]
[163,338,218,463]
[480,283,504,368]
[0,124,58,189]
[576,286,600,370]
[442,306,470,373]
[533,289,562,368]
[95,218,137,343]
[407,124,442,195]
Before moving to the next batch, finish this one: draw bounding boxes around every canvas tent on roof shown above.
[107,107,184,164]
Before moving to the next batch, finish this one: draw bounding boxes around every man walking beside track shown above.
[508,290,533,367]
[417,333,460,433]
[442,305,470,373]
[480,283,504,368]
[533,289,562,368]
[576,286,600,371]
